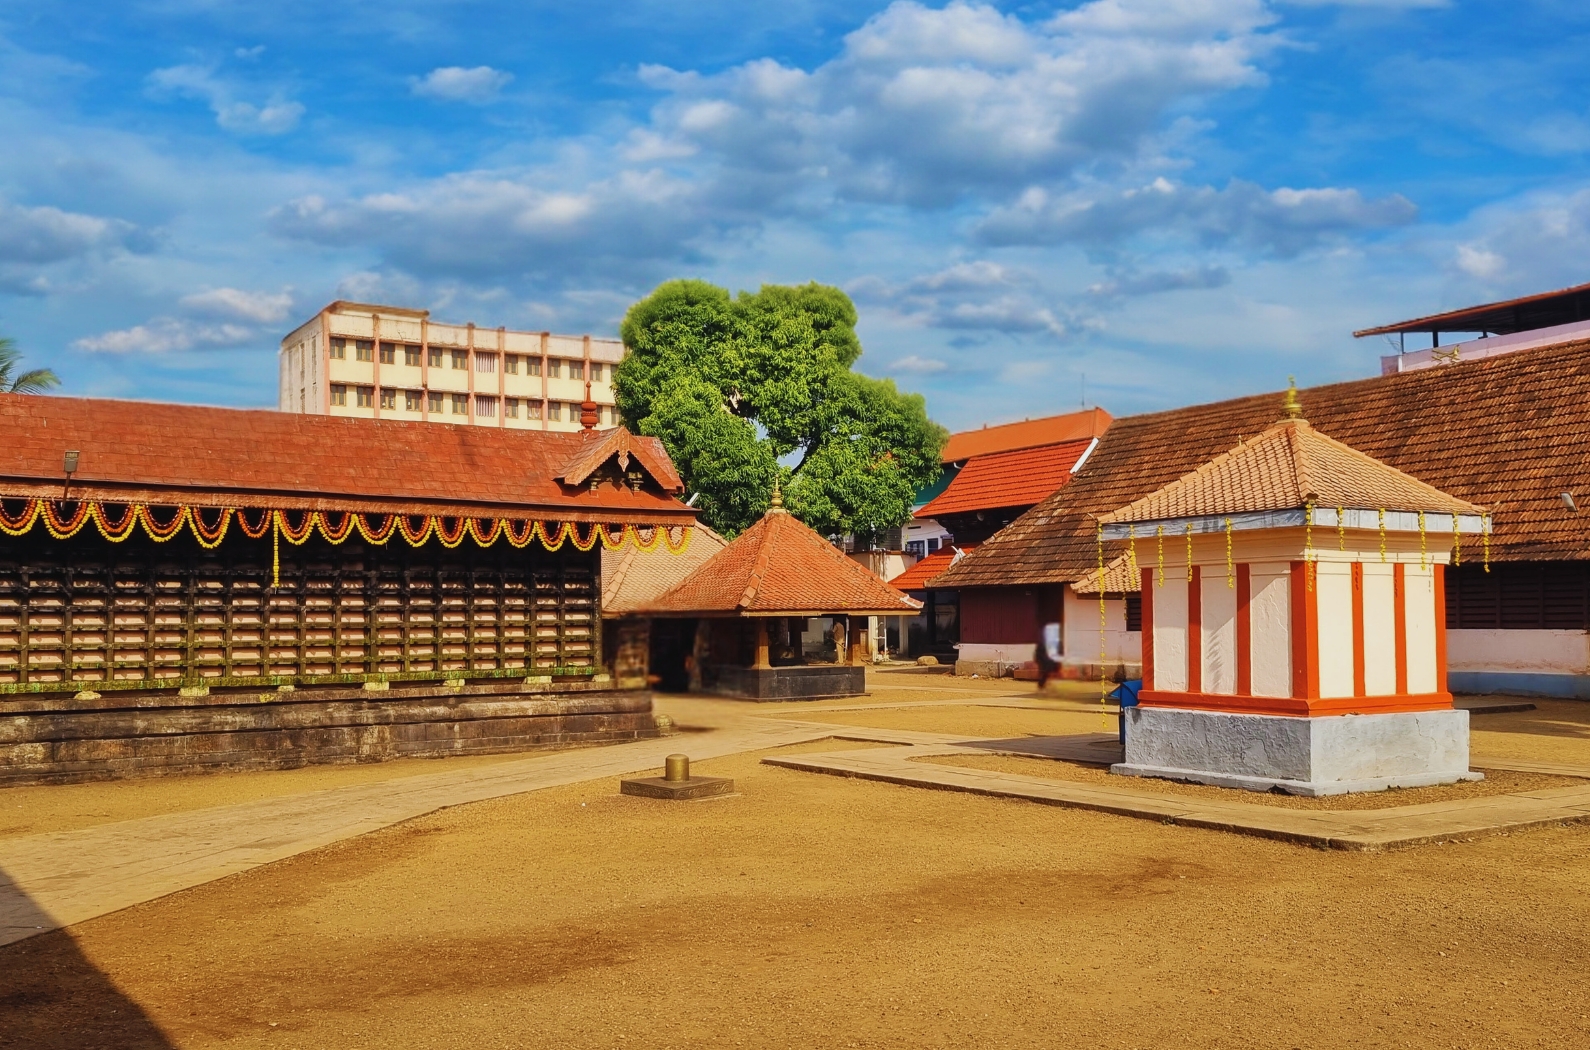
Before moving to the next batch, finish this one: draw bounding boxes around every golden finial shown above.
[768,478,786,515]
[1281,376,1304,421]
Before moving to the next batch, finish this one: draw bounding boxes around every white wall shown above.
[1249,564,1291,698]
[1448,629,1590,674]
[1201,572,1237,695]
[1149,574,1188,691]
[1316,562,1354,699]
[1404,564,1438,694]
[1362,564,1397,695]
[1061,588,1139,667]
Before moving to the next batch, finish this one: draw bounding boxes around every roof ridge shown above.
[736,515,778,610]
[1287,421,1316,504]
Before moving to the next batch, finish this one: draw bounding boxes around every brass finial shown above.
[768,478,786,514]
[1281,376,1304,421]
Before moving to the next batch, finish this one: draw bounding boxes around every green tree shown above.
[0,337,59,394]
[616,279,946,537]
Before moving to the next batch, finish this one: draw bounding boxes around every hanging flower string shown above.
[1336,506,1346,550]
[1378,508,1387,563]
[0,496,690,584]
[1304,501,1316,592]
[1418,510,1428,571]
[1096,522,1108,728]
[1453,515,1462,567]
[1125,524,1139,584]
[1225,517,1235,588]
[1156,525,1165,588]
[1184,522,1193,583]
[1482,513,1491,573]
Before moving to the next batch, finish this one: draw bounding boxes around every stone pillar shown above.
[688,619,710,693]
[753,620,771,669]
[614,619,650,686]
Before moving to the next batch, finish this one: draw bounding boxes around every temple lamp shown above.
[63,450,79,499]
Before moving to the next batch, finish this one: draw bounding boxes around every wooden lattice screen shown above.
[0,529,600,688]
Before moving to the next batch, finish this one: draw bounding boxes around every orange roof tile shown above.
[1098,419,1483,525]
[0,394,695,524]
[940,407,1111,462]
[643,507,921,616]
[918,439,1094,518]
[932,335,1590,590]
[602,524,729,615]
[887,545,976,590]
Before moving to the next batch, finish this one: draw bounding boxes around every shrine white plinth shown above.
[1095,404,1489,796]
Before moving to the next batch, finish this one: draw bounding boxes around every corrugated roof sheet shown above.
[918,439,1094,518]
[0,394,694,523]
[644,508,921,616]
[1098,419,1483,524]
[940,407,1111,462]
[932,336,1590,589]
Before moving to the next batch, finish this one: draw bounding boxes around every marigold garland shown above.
[1482,513,1491,573]
[1225,517,1235,589]
[1155,525,1164,588]
[1378,508,1387,564]
[1418,510,1428,572]
[1336,505,1346,551]
[1454,516,1462,567]
[1096,522,1108,728]
[1125,524,1138,585]
[1304,501,1316,592]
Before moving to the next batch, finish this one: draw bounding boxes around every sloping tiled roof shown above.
[918,439,1094,518]
[602,524,728,614]
[643,507,922,616]
[1070,554,1137,595]
[887,545,976,591]
[933,336,1590,588]
[558,426,683,493]
[1098,419,1483,524]
[940,407,1111,462]
[0,394,695,523]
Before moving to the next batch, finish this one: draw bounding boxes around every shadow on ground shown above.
[0,868,174,1048]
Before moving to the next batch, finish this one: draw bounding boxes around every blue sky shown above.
[3,0,1589,429]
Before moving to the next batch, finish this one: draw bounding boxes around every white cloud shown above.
[891,354,949,373]
[147,63,303,134]
[73,319,258,354]
[853,261,1071,337]
[0,198,144,263]
[412,66,514,103]
[636,0,1278,207]
[978,177,1416,256]
[179,287,294,323]
[1087,265,1231,298]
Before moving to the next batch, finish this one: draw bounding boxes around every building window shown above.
[548,360,562,379]
[428,347,443,368]
[569,361,585,380]
[548,401,562,421]
[476,353,496,374]
[527,401,542,420]
[330,338,346,360]
[451,350,468,369]
[404,346,421,366]
[1447,563,1590,630]
[379,343,395,365]
[927,538,941,552]
[1125,594,1143,633]
[476,395,497,417]
[356,386,374,408]
[405,390,423,412]
[355,340,374,362]
[527,358,542,377]
[379,388,396,410]
[906,540,926,558]
[505,397,520,418]
[330,384,347,406]
[451,393,468,414]
[590,363,603,382]
[428,391,443,413]
[504,354,519,375]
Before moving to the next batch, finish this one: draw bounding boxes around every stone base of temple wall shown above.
[0,679,658,786]
[707,664,865,701]
[1112,706,1476,797]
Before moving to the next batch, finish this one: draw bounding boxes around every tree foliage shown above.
[0,338,58,394]
[616,279,946,537]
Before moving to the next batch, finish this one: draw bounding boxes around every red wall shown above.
[959,586,1061,644]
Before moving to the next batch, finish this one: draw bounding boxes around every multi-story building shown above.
[279,301,625,431]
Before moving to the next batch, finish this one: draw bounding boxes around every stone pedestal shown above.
[1111,706,1480,796]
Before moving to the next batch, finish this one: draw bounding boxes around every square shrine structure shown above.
[1097,384,1490,796]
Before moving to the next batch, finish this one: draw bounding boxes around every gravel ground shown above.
[5,735,1590,1050]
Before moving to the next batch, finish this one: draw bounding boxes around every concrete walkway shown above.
[764,740,1590,851]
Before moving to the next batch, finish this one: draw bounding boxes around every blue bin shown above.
[1109,679,1143,745]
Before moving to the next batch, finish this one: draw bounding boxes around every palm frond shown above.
[8,368,59,394]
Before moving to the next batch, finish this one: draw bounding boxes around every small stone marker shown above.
[620,753,734,800]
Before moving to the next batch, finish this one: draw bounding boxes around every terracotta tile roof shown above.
[1098,419,1483,524]
[917,438,1095,518]
[1070,554,1136,595]
[643,508,922,616]
[940,407,1111,462]
[887,545,976,590]
[558,426,683,494]
[932,336,1590,589]
[0,394,695,524]
[602,524,728,614]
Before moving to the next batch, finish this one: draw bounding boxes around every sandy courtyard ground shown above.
[2,675,1589,1049]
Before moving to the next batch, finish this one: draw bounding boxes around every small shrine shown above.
[641,488,921,700]
[1096,385,1489,795]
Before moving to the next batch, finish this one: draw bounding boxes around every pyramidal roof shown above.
[1097,417,1485,526]
[603,523,729,615]
[642,505,922,616]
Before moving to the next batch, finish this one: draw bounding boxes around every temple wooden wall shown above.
[0,529,600,690]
